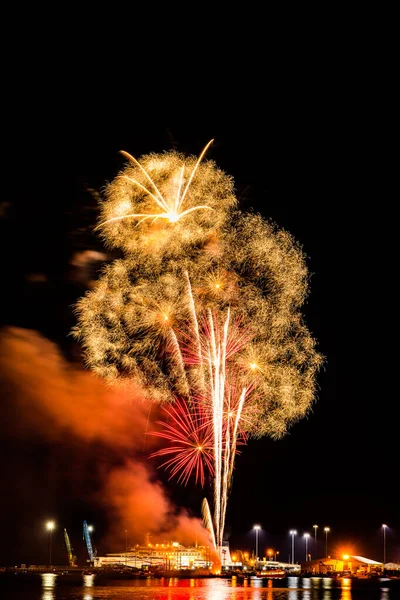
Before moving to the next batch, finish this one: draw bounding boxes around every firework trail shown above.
[74,140,322,553]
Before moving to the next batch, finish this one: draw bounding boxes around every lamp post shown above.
[313,525,318,558]
[324,527,330,557]
[382,524,388,572]
[304,533,310,561]
[289,530,297,564]
[275,550,280,562]
[125,530,128,566]
[253,525,261,564]
[46,521,55,567]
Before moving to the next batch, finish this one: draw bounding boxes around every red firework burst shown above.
[149,399,214,487]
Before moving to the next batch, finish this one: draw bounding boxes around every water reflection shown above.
[10,573,396,600]
[341,577,352,600]
[321,576,332,600]
[301,576,311,600]
[287,576,299,600]
[380,587,390,600]
[83,574,95,587]
[41,573,56,600]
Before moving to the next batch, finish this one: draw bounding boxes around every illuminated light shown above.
[167,212,179,223]
[215,283,221,289]
[197,446,203,451]
[343,554,349,560]
[46,521,55,531]
[249,363,258,370]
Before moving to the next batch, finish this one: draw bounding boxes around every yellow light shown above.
[343,554,349,560]
[167,212,179,223]
[249,362,258,370]
[215,283,221,289]
[197,446,203,451]
[46,521,55,531]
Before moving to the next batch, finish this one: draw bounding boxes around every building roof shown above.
[351,556,382,565]
[384,563,400,569]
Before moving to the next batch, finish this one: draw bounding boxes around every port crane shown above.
[83,520,97,564]
[63,528,77,567]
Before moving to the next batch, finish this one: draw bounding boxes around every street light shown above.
[275,550,280,562]
[313,525,318,558]
[304,533,310,561]
[253,525,261,563]
[324,527,330,557]
[289,530,297,564]
[382,524,388,572]
[46,521,55,567]
[125,530,128,566]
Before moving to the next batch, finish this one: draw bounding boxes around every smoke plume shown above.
[0,326,213,557]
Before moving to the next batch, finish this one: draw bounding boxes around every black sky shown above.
[0,99,398,569]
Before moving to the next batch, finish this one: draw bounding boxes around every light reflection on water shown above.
[83,574,95,587]
[14,574,390,600]
[40,573,56,600]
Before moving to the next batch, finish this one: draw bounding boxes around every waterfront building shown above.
[95,542,213,570]
[301,555,383,576]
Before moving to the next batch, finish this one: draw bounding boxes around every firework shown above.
[149,398,214,487]
[74,140,323,553]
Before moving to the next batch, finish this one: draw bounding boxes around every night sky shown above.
[1,114,398,569]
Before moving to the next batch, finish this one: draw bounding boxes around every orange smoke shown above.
[105,462,214,548]
[0,327,151,449]
[0,326,214,553]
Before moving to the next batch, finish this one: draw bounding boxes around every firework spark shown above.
[74,141,323,553]
[98,140,215,229]
[149,398,214,487]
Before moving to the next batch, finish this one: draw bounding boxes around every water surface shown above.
[1,573,398,600]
